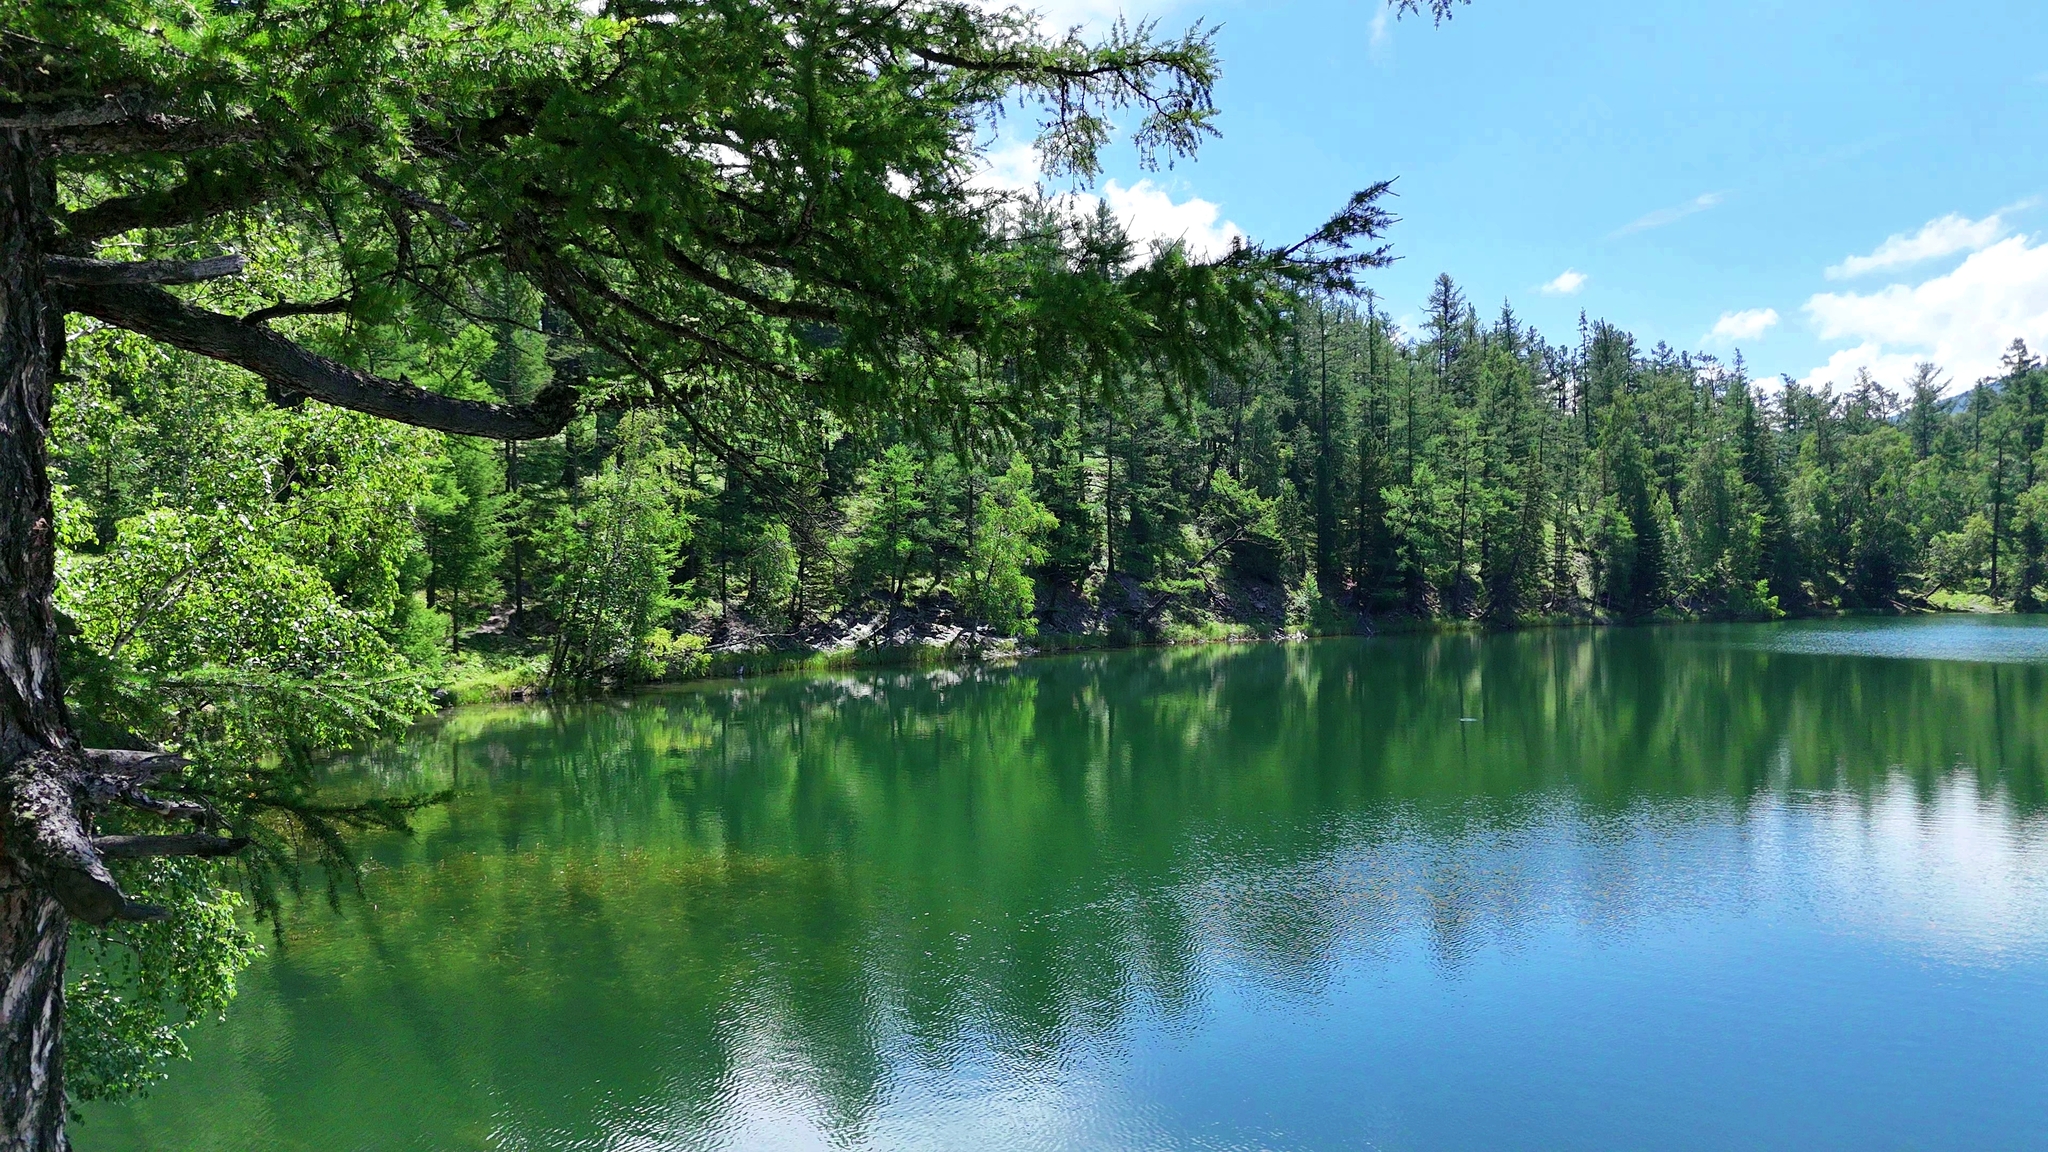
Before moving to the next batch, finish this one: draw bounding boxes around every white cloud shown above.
[969,140,1245,260]
[1797,344,1931,394]
[1706,307,1780,343]
[1611,192,1723,238]
[970,139,1045,195]
[1826,212,2010,280]
[1090,179,1246,259]
[1800,234,2048,389]
[1540,269,1587,296]
[1369,4,1393,54]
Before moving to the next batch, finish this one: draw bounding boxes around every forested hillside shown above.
[57,263,2048,703]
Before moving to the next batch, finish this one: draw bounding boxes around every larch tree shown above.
[0,0,1461,1144]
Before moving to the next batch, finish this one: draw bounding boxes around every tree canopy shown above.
[18,0,1408,445]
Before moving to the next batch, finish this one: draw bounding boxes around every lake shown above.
[79,619,2048,1151]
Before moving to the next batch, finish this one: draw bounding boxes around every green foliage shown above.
[64,860,260,1105]
[421,437,508,652]
[543,414,694,684]
[26,0,2048,1119]
[837,445,943,605]
[18,0,1436,1126]
[50,331,441,1103]
[634,628,711,681]
[959,456,1057,635]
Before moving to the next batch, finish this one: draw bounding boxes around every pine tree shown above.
[420,437,508,653]
[1906,362,1946,461]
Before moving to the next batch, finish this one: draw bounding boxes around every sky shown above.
[989,0,2048,392]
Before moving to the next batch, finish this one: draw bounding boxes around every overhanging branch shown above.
[59,282,577,440]
[243,295,352,325]
[910,46,1186,82]
[661,241,841,324]
[59,165,278,250]
[360,171,473,233]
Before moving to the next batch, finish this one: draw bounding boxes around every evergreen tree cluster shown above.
[58,273,2048,698]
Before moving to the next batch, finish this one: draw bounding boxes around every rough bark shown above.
[0,126,204,1152]
[0,886,66,1152]
[0,98,137,130]
[44,254,244,287]
[0,127,74,1152]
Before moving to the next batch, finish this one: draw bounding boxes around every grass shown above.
[436,651,548,705]
[697,638,1024,680]
[1928,589,2003,613]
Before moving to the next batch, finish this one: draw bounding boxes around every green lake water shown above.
[80,619,2048,1150]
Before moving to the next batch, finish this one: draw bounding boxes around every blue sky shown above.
[1003,0,2048,391]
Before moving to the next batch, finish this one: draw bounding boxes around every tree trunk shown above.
[0,129,77,1152]
[0,890,65,1152]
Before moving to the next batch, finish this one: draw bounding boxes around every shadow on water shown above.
[79,621,2048,1151]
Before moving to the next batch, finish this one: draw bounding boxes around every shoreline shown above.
[433,598,2012,709]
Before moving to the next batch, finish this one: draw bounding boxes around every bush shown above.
[634,629,710,681]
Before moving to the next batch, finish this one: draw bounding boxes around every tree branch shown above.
[359,171,473,232]
[93,834,250,860]
[515,239,803,384]
[81,749,186,783]
[0,96,137,129]
[1140,526,1248,621]
[59,166,278,250]
[660,241,842,325]
[45,253,245,286]
[910,46,1185,82]
[59,282,577,440]
[242,295,351,325]
[46,117,262,159]
[74,750,212,825]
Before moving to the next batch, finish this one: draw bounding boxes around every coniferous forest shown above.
[57,267,2048,710]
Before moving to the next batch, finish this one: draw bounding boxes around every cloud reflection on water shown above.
[85,622,2048,1152]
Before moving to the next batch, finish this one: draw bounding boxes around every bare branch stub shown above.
[75,749,213,826]
[77,748,186,800]
[81,748,187,781]
[114,792,212,824]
